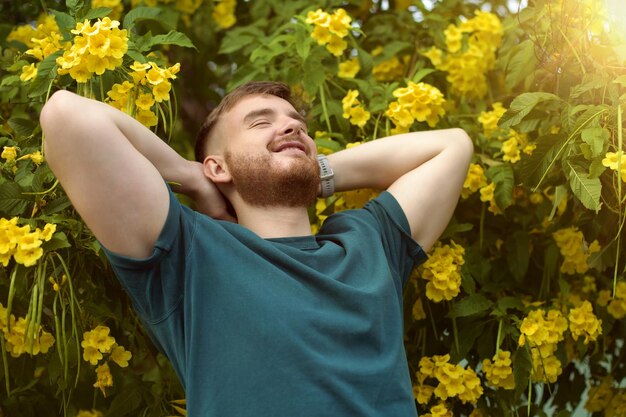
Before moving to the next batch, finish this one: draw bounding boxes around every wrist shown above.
[317,154,335,197]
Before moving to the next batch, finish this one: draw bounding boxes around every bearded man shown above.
[40,81,473,416]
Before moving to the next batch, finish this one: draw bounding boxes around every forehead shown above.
[225,94,304,125]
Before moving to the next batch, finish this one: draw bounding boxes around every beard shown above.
[224,149,320,208]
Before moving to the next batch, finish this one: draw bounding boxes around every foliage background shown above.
[1,0,625,416]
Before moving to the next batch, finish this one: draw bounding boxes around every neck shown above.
[234,203,313,238]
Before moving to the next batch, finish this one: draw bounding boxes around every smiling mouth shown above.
[272,141,307,154]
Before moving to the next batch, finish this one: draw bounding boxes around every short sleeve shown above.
[363,191,428,285]
[102,187,195,324]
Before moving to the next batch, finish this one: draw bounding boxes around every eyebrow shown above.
[242,108,307,127]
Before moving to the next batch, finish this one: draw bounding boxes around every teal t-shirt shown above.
[104,189,427,417]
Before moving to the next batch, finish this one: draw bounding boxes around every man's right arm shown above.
[40,90,231,259]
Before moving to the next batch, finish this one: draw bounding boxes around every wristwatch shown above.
[317,155,335,198]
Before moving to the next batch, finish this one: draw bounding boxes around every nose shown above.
[279,118,305,137]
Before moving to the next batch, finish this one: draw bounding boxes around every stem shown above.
[319,84,332,133]
[0,330,10,396]
[557,26,586,75]
[615,104,623,296]
[479,202,486,251]
[6,267,18,333]
[495,319,503,356]
[425,298,439,341]
[450,305,460,356]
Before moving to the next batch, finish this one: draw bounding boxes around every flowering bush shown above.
[1,0,626,415]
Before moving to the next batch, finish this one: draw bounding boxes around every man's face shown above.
[217,94,319,207]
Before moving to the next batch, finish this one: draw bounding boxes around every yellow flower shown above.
[13,246,44,267]
[83,346,103,365]
[338,58,360,78]
[387,81,446,129]
[2,146,18,162]
[328,8,352,38]
[326,34,347,56]
[568,301,602,344]
[136,109,159,127]
[461,163,487,199]
[37,223,56,241]
[501,136,521,163]
[478,102,507,137]
[212,0,237,29]
[479,182,501,215]
[82,325,116,358]
[422,46,443,67]
[110,345,132,367]
[372,55,405,82]
[94,362,113,395]
[152,81,172,102]
[444,24,463,53]
[135,93,155,110]
[348,105,370,128]
[421,241,464,302]
[20,63,38,82]
[413,384,434,404]
[342,90,360,115]
[482,350,515,389]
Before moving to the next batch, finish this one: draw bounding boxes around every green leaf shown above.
[28,49,63,98]
[140,30,196,51]
[495,296,525,313]
[0,182,31,215]
[219,26,265,54]
[42,196,73,215]
[411,68,435,83]
[506,231,530,282]
[505,39,536,90]
[122,6,161,29]
[42,232,72,251]
[0,75,20,88]
[65,0,84,16]
[499,92,561,129]
[7,117,35,139]
[49,10,75,41]
[580,127,608,158]
[487,164,514,210]
[83,7,113,20]
[449,294,492,318]
[294,24,310,60]
[513,348,532,399]
[519,133,566,188]
[564,160,602,211]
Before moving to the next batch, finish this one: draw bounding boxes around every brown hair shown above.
[194,81,302,162]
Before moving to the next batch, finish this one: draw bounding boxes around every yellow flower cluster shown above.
[421,402,453,417]
[482,350,515,389]
[420,240,464,302]
[584,377,626,416]
[371,47,406,82]
[1,303,55,357]
[56,17,128,83]
[568,300,602,344]
[0,217,56,267]
[518,308,568,383]
[597,282,626,319]
[479,103,535,163]
[479,182,501,215]
[338,58,360,78]
[461,163,487,199]
[386,81,446,133]
[552,227,600,275]
[602,151,626,182]
[106,61,180,127]
[414,354,483,405]
[342,90,371,128]
[2,146,45,167]
[7,14,66,83]
[82,325,132,395]
[423,11,502,99]
[92,0,124,20]
[7,14,59,49]
[212,0,237,29]
[478,102,507,138]
[306,8,352,56]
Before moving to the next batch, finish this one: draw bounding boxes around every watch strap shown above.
[317,155,335,198]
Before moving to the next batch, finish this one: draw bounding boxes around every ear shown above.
[203,155,232,184]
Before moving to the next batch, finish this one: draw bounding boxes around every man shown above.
[40,81,473,416]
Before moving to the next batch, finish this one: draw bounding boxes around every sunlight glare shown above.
[605,0,626,36]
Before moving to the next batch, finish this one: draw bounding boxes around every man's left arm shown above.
[326,128,473,251]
